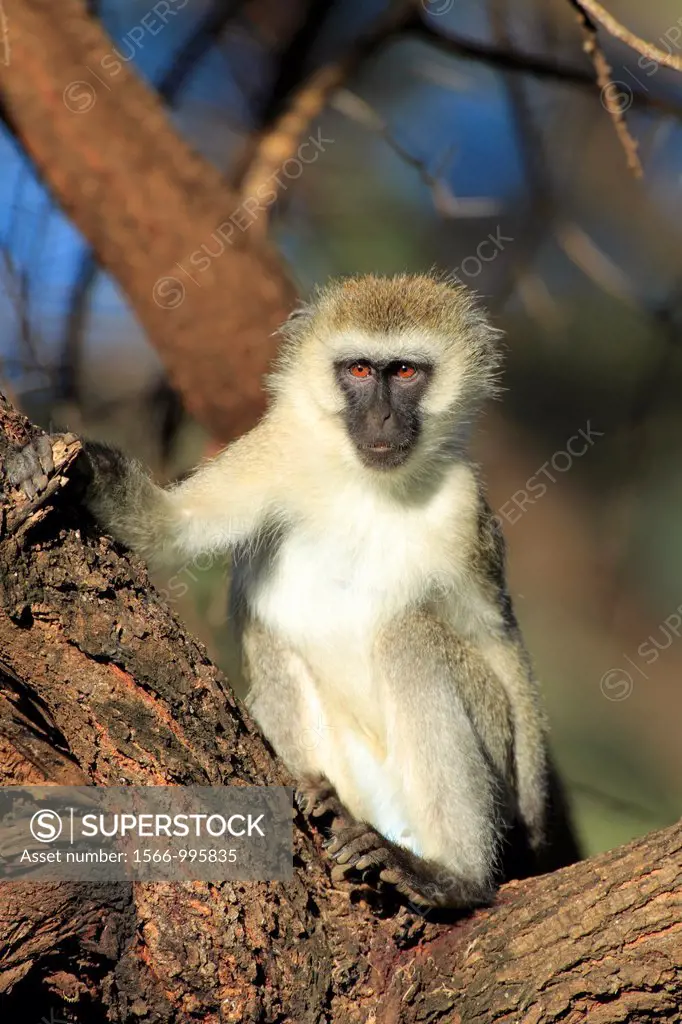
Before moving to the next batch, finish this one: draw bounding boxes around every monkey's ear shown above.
[285,304,309,321]
[283,303,312,325]
[275,302,315,343]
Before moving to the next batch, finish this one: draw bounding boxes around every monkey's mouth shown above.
[357,441,412,469]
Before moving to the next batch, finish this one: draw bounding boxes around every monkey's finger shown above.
[325,823,371,848]
[35,434,54,475]
[20,476,38,500]
[294,790,314,814]
[294,776,338,817]
[5,438,54,500]
[326,831,382,864]
[325,839,357,863]
[330,862,357,882]
[7,444,40,486]
[377,867,431,904]
[378,867,403,886]
[311,796,345,819]
[355,849,389,871]
[324,834,355,859]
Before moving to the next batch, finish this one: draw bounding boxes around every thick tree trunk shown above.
[0,0,298,441]
[1,402,681,1024]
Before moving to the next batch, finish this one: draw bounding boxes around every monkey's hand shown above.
[2,432,88,504]
[325,822,493,910]
[3,434,56,500]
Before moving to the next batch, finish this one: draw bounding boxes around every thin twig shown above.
[571,2,643,178]
[330,89,499,218]
[573,0,682,73]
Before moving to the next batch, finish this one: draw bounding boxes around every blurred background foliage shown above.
[1,0,681,856]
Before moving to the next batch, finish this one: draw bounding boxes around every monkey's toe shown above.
[5,435,55,500]
[295,775,345,821]
[325,822,386,867]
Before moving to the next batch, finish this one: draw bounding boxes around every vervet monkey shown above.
[6,274,579,907]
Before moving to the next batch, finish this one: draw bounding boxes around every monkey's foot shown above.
[5,435,54,500]
[295,775,346,821]
[325,822,491,909]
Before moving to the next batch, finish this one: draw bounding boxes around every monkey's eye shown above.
[349,362,372,379]
[395,364,417,380]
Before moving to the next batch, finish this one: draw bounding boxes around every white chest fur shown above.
[252,482,454,650]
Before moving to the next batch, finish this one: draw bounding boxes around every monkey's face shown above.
[272,275,502,472]
[334,357,432,469]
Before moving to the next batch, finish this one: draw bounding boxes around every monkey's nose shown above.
[373,405,393,431]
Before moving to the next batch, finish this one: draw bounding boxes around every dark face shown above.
[335,358,432,469]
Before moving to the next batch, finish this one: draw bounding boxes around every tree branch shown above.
[0,0,297,442]
[572,0,682,73]
[406,12,682,125]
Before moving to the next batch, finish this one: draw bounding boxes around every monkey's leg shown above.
[363,610,504,908]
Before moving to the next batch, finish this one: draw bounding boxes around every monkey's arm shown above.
[472,499,580,866]
[7,422,284,563]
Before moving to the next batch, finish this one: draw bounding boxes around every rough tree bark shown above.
[0,0,298,441]
[1,402,681,1024]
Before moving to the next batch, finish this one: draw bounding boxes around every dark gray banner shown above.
[0,786,293,881]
